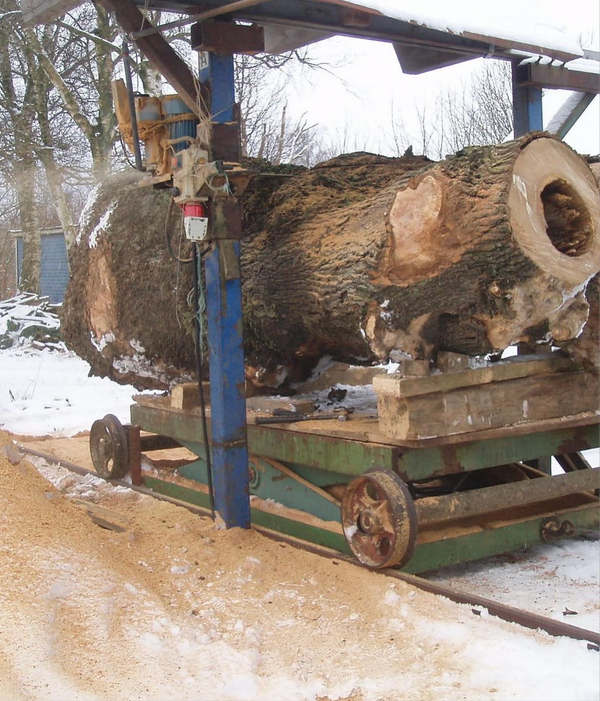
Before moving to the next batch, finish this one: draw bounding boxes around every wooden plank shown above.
[21,0,81,24]
[377,369,599,441]
[374,355,575,399]
[96,0,203,116]
[415,469,600,525]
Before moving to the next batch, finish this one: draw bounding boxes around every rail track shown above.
[19,444,600,649]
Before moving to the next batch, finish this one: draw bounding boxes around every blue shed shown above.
[15,228,69,304]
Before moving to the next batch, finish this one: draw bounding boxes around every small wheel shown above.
[341,468,417,569]
[90,414,129,479]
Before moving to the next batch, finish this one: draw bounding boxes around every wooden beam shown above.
[394,42,474,74]
[514,61,600,94]
[96,0,202,116]
[20,0,81,25]
[416,469,599,525]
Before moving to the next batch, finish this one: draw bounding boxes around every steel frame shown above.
[130,399,600,573]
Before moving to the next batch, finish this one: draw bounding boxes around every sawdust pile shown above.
[0,431,588,700]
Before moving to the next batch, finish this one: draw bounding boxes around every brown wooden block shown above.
[171,382,210,410]
[191,21,264,55]
[436,352,472,374]
[374,355,575,399]
[376,369,599,440]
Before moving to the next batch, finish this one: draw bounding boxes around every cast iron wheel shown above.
[89,414,129,479]
[341,468,418,569]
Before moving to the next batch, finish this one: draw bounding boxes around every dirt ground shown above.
[1,431,597,701]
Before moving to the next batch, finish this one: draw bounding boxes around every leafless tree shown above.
[235,50,343,166]
[390,60,513,160]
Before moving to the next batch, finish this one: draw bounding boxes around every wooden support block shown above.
[399,359,430,377]
[435,352,472,374]
[375,365,598,441]
[191,21,264,55]
[374,354,575,399]
[171,382,210,410]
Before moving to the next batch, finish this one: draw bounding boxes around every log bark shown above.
[62,135,600,390]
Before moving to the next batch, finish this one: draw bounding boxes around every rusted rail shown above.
[18,444,600,648]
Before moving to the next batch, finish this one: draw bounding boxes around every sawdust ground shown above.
[0,431,582,701]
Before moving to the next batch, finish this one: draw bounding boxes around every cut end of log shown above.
[508,137,599,288]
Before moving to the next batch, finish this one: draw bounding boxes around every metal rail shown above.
[18,444,600,648]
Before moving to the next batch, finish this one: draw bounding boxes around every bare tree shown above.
[390,60,513,160]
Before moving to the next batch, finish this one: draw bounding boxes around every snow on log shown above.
[62,134,600,390]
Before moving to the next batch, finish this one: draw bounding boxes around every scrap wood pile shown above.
[61,133,600,391]
[0,293,62,350]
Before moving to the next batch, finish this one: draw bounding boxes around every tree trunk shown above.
[62,135,600,390]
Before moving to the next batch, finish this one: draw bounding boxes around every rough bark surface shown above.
[62,135,600,390]
[62,171,196,389]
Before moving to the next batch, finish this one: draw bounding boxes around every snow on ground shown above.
[0,346,145,436]
[1,344,599,700]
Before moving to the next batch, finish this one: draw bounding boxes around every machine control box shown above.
[184,215,209,241]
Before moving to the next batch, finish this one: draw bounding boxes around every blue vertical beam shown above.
[202,51,251,528]
[511,60,550,474]
[511,60,543,136]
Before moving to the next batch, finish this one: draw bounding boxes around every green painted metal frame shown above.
[131,402,599,572]
[131,403,599,482]
[176,443,341,523]
[143,475,351,554]
[404,505,599,574]
[143,473,599,574]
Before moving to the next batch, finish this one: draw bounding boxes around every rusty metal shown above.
[555,452,593,472]
[139,435,181,452]
[341,468,417,569]
[190,20,265,55]
[514,62,600,95]
[128,425,142,486]
[540,516,577,542]
[89,414,129,479]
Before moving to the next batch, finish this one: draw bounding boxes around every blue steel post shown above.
[511,60,543,136]
[511,59,550,475]
[201,51,251,528]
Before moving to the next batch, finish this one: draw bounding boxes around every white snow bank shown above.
[0,347,145,436]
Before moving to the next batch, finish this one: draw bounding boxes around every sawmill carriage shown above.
[24,0,600,573]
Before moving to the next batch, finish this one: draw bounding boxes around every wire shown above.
[193,243,215,517]
[165,197,193,263]
[118,133,136,169]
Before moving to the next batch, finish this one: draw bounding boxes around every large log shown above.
[62,134,600,390]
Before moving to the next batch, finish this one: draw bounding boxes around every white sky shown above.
[279,0,600,156]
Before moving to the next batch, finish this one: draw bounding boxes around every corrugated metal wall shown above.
[15,232,69,303]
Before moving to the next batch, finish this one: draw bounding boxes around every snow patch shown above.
[88,200,117,248]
